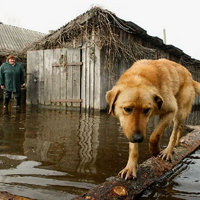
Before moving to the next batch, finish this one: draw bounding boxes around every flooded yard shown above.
[0,101,200,200]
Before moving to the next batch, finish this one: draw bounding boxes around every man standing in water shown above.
[0,55,25,109]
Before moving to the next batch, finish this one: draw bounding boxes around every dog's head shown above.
[106,85,163,143]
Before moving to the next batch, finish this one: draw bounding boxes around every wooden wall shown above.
[26,31,200,110]
[27,48,81,107]
[27,46,105,110]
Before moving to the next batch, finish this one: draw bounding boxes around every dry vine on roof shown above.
[26,7,155,66]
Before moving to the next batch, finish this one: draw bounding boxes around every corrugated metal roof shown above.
[0,23,45,53]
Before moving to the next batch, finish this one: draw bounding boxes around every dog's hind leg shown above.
[175,123,183,146]
[160,99,193,160]
[174,86,195,146]
[149,111,175,156]
[160,120,181,160]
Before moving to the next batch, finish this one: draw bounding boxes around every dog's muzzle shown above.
[131,132,144,143]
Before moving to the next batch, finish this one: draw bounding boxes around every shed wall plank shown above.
[60,48,68,106]
[86,45,90,109]
[81,45,87,109]
[52,49,62,106]
[66,50,73,107]
[38,50,44,105]
[44,50,53,105]
[94,45,100,109]
[71,49,81,107]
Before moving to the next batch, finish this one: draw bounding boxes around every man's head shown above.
[6,55,16,66]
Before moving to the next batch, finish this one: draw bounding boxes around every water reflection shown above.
[23,109,104,178]
[0,105,129,199]
[140,148,200,200]
[0,104,200,199]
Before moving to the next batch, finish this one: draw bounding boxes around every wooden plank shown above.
[32,51,39,105]
[43,49,53,105]
[99,47,109,110]
[52,49,62,106]
[52,62,82,67]
[68,62,83,66]
[89,30,95,109]
[81,45,87,109]
[27,51,39,105]
[0,191,32,200]
[66,48,81,107]
[60,48,68,106]
[72,49,81,107]
[51,99,82,103]
[26,51,33,104]
[94,44,100,109]
[86,44,90,109]
[66,49,73,107]
[38,50,44,105]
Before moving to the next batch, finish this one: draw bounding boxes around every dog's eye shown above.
[144,108,151,114]
[124,107,133,113]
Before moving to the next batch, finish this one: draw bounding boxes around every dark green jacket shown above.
[0,61,25,92]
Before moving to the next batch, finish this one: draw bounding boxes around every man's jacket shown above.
[0,61,25,92]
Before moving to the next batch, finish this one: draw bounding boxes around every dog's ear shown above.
[154,94,163,110]
[106,87,120,115]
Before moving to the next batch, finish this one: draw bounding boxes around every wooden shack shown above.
[26,7,200,110]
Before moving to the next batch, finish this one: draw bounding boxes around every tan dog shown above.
[106,58,200,180]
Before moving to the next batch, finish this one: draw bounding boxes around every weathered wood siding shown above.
[27,48,81,107]
[186,65,200,105]
[27,44,200,111]
[27,47,106,110]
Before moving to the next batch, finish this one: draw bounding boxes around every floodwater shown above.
[0,100,200,200]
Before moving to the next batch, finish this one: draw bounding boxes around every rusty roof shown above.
[0,23,45,57]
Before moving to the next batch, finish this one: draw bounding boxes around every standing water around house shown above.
[0,101,200,200]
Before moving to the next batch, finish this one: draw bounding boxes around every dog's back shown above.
[117,59,194,97]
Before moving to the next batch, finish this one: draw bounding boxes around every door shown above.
[51,48,82,107]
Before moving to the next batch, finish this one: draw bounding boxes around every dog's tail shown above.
[193,80,200,96]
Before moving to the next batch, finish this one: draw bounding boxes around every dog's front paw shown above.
[159,148,173,161]
[118,166,137,180]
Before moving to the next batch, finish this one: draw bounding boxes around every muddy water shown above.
[140,148,200,200]
[0,102,200,200]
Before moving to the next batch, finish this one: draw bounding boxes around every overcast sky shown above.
[0,0,200,60]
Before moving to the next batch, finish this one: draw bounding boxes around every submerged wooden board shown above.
[0,191,32,200]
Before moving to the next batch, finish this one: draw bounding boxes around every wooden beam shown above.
[67,62,83,66]
[51,99,82,103]
[52,62,83,67]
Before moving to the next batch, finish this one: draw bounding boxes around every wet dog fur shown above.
[106,58,200,180]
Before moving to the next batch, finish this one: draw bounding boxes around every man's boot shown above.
[15,97,21,109]
[3,91,11,108]
[3,98,9,108]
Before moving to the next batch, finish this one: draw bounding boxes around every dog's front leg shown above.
[118,142,138,180]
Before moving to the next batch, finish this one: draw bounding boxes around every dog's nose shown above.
[132,133,144,143]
